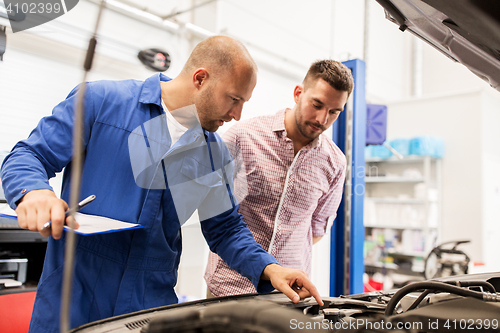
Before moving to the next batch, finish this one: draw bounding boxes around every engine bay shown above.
[70,272,500,333]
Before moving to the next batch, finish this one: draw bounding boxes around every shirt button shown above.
[21,189,27,194]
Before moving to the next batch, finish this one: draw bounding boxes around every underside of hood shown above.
[376,0,500,92]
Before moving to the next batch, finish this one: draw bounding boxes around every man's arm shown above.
[311,159,346,241]
[1,83,96,239]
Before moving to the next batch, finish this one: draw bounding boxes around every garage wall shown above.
[217,0,332,65]
[364,1,414,102]
[0,35,84,151]
[421,39,490,95]
[480,90,500,272]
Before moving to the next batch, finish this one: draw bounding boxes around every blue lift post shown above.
[330,59,366,296]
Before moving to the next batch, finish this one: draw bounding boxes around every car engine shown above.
[70,272,500,333]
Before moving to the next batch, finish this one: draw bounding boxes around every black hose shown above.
[444,280,496,293]
[398,280,497,313]
[407,289,431,311]
[385,281,489,316]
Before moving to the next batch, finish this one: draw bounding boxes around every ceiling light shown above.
[106,0,162,23]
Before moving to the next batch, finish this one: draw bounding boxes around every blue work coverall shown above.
[0,73,277,332]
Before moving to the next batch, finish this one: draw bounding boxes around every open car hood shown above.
[375,0,500,92]
[70,272,500,333]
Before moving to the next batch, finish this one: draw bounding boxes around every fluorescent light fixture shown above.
[106,0,162,23]
[162,19,179,31]
[100,0,179,33]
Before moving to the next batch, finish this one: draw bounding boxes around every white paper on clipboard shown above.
[0,203,17,218]
[65,212,143,235]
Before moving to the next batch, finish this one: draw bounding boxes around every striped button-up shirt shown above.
[204,109,346,296]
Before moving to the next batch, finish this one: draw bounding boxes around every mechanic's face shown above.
[293,78,348,141]
[195,65,256,132]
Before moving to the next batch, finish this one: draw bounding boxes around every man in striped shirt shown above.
[205,60,354,297]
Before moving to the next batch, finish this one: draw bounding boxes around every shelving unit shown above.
[363,156,442,282]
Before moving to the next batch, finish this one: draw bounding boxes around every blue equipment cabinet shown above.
[330,59,366,296]
[366,104,388,145]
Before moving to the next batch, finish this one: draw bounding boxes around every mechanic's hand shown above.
[262,263,324,306]
[15,189,78,240]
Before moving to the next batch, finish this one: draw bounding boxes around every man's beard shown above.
[295,105,324,141]
[195,85,219,132]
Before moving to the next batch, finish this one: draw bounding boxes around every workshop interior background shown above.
[1,0,499,299]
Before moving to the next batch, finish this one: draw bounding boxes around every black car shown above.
[69,272,499,333]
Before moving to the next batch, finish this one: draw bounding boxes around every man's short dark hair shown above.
[303,60,354,97]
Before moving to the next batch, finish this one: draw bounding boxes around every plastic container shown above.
[409,136,444,158]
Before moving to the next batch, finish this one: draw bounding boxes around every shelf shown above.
[364,156,441,276]
[366,156,436,163]
[365,262,425,274]
[365,262,399,270]
[364,224,437,230]
[386,249,425,258]
[366,198,427,204]
[365,177,425,183]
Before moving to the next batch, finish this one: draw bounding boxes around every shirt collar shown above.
[273,108,322,149]
[272,109,287,133]
[311,132,322,149]
[141,73,207,139]
[139,73,172,106]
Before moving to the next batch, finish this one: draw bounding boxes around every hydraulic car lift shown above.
[331,59,366,296]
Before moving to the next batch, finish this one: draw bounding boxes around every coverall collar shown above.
[139,73,171,106]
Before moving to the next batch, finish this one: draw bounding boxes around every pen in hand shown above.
[42,195,96,230]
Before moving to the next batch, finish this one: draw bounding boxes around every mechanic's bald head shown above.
[181,35,257,79]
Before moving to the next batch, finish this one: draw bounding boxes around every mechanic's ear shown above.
[193,68,209,89]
